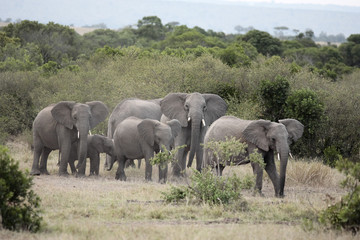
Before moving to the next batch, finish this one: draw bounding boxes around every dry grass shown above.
[0,139,356,240]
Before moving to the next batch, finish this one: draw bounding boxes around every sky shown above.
[206,0,360,7]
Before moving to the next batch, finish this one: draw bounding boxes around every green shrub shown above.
[0,146,42,232]
[258,75,290,121]
[323,146,342,168]
[162,169,249,205]
[319,157,360,234]
[284,88,325,157]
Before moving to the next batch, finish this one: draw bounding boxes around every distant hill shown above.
[1,0,360,37]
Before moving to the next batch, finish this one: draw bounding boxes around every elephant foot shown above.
[115,173,126,181]
[158,178,166,184]
[30,169,41,176]
[76,172,86,178]
[40,168,50,175]
[59,171,70,177]
[252,190,265,197]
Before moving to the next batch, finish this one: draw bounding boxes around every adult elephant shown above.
[160,92,227,176]
[106,98,162,169]
[30,101,109,176]
[203,116,304,197]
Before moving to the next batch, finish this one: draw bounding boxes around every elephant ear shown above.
[167,119,182,139]
[243,120,272,152]
[279,119,304,143]
[51,101,76,129]
[86,101,109,129]
[90,134,105,153]
[160,93,188,127]
[202,94,227,125]
[137,119,157,147]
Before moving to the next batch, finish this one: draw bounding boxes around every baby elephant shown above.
[107,116,181,183]
[66,134,115,176]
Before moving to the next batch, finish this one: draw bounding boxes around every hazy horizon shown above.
[1,0,359,37]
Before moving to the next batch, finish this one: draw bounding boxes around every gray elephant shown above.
[31,101,109,176]
[160,92,227,176]
[106,117,181,183]
[106,98,162,169]
[65,134,115,176]
[203,116,304,197]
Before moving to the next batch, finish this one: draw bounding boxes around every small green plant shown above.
[204,137,265,170]
[319,157,360,234]
[0,145,42,232]
[162,168,250,206]
[149,145,186,169]
[323,146,342,168]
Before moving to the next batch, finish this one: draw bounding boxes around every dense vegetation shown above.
[1,16,360,167]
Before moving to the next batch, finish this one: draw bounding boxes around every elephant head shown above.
[137,119,182,152]
[243,119,304,197]
[160,92,227,171]
[91,134,115,157]
[51,101,109,175]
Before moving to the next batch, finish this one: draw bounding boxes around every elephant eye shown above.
[184,104,189,111]
[203,105,207,112]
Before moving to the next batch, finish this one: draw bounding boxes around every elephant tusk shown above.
[277,153,280,161]
[289,152,294,159]
[77,131,80,139]
[89,130,92,135]
[202,119,206,127]
[188,117,191,122]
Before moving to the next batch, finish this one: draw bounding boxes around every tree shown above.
[242,30,282,56]
[136,16,165,41]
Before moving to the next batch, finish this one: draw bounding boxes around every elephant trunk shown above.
[278,148,289,197]
[187,116,202,168]
[76,125,90,175]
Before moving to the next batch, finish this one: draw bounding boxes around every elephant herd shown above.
[30,92,304,197]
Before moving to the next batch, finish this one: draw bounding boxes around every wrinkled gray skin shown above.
[106,98,162,169]
[30,101,109,176]
[65,134,115,176]
[203,116,304,197]
[160,92,227,177]
[107,117,181,183]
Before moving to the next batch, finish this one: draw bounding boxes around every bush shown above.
[319,157,360,234]
[258,75,290,121]
[0,146,42,232]
[284,88,325,157]
[162,169,250,205]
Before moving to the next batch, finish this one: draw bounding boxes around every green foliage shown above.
[0,146,42,232]
[284,89,325,157]
[258,75,290,121]
[149,145,186,168]
[204,137,265,170]
[323,146,341,168]
[319,157,360,234]
[242,30,282,56]
[162,169,250,206]
[0,72,37,143]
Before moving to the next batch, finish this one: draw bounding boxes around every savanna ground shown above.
[0,138,357,240]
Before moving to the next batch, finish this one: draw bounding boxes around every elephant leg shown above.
[39,147,51,175]
[158,163,168,183]
[145,154,153,181]
[31,144,43,175]
[195,144,204,172]
[264,152,280,196]
[215,164,225,176]
[68,145,77,175]
[173,146,189,177]
[89,152,100,176]
[251,161,264,196]
[125,159,136,168]
[59,141,71,176]
[137,159,142,169]
[115,156,126,181]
